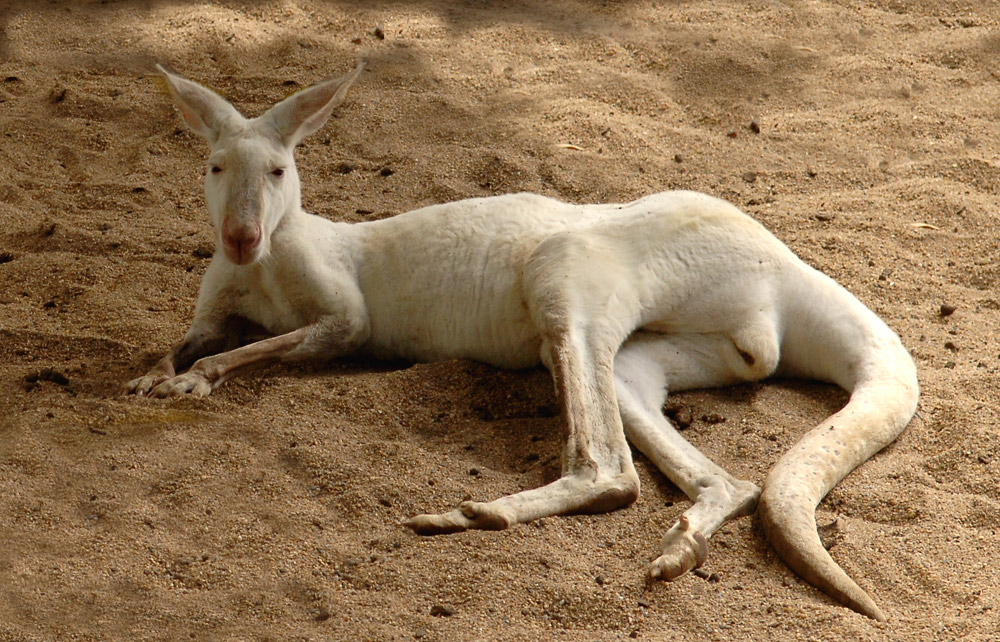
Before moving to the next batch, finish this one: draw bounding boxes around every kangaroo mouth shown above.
[222,242,262,266]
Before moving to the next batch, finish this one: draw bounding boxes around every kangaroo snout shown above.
[221,217,262,265]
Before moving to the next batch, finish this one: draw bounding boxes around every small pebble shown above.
[22,368,70,391]
[664,404,692,429]
[693,568,721,582]
[430,604,454,617]
[817,518,840,550]
[939,304,957,317]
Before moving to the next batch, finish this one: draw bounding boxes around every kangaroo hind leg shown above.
[405,232,641,534]
[614,332,764,580]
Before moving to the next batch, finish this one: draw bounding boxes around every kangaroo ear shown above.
[156,64,244,144]
[263,61,365,147]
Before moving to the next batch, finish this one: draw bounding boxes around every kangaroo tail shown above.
[759,278,919,620]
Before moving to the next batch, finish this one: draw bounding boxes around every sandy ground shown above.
[2,1,1000,640]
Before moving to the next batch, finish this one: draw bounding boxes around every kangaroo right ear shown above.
[156,64,244,144]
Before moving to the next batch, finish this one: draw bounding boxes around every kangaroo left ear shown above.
[262,61,366,148]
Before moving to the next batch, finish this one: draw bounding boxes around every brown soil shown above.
[1,2,999,641]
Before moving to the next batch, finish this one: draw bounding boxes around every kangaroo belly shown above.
[357,233,544,368]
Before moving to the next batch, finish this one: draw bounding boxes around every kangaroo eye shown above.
[271,168,285,177]
[210,165,222,174]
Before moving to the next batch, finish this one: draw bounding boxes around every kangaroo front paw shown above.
[404,501,514,535]
[648,515,708,581]
[124,375,166,396]
[148,372,213,398]
[124,367,176,396]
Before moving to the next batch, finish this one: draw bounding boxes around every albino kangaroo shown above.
[127,62,919,622]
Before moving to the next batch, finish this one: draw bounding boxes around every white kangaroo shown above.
[127,62,919,622]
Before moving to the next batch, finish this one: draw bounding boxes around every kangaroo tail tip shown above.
[758,492,888,621]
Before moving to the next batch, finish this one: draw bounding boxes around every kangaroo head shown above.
[157,63,365,266]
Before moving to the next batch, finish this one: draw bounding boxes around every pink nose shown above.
[222,218,261,264]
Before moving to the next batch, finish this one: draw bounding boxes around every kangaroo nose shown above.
[222,218,261,264]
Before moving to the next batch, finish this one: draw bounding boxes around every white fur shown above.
[128,64,919,621]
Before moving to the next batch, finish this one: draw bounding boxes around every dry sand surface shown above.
[2,1,1000,640]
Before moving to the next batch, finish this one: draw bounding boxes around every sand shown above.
[2,1,999,640]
